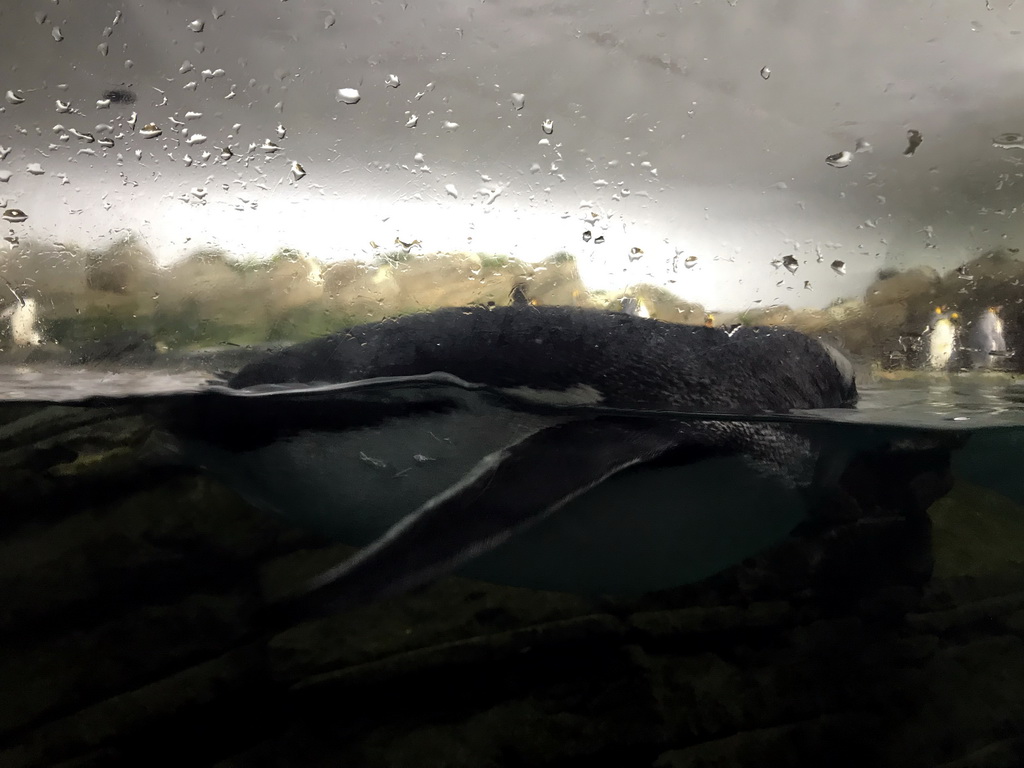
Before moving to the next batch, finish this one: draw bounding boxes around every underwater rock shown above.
[0,646,265,768]
[935,738,1024,768]
[882,636,1024,768]
[0,474,292,635]
[262,542,597,681]
[928,480,1024,579]
[627,601,791,641]
[652,714,878,768]
[291,614,626,694]
[0,593,254,737]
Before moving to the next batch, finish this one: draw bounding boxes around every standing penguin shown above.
[968,306,1007,369]
[926,306,959,370]
[0,297,43,347]
[168,305,857,615]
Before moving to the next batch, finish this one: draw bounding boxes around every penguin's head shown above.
[703,313,715,328]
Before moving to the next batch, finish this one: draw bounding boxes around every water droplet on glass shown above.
[139,123,162,139]
[186,133,207,146]
[102,26,113,38]
[276,123,286,139]
[855,138,873,153]
[55,100,71,113]
[405,114,418,128]
[2,209,28,223]
[594,235,605,245]
[5,91,25,105]
[831,260,846,275]
[511,92,526,110]
[825,150,852,168]
[782,254,799,273]
[685,255,698,268]
[261,139,281,153]
[98,42,109,56]
[0,172,11,183]
[113,9,123,24]
[201,68,225,81]
[69,128,95,142]
[34,11,47,24]
[541,118,554,135]
[324,13,336,29]
[127,112,138,129]
[582,230,592,242]
[760,66,771,80]
[384,73,400,88]
[26,163,44,176]
[993,132,1024,150]
[134,149,142,159]
[191,187,207,200]
[903,129,923,156]
[220,147,233,160]
[336,87,361,104]
[188,19,205,32]
[445,183,458,198]
[213,7,226,19]
[290,161,306,180]
[180,60,194,74]
[443,120,460,131]
[0,147,9,160]
[96,98,112,109]
[51,26,63,42]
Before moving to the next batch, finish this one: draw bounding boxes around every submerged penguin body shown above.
[175,306,857,613]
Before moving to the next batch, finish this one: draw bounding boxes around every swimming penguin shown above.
[968,306,1008,369]
[926,306,959,370]
[168,305,857,616]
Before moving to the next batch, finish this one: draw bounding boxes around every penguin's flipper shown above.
[276,417,690,619]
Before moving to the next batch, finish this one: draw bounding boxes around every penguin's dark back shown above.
[228,305,856,414]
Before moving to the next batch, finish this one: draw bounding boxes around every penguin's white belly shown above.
[186,404,563,545]
[466,455,807,596]
[969,317,1006,369]
[928,322,955,369]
